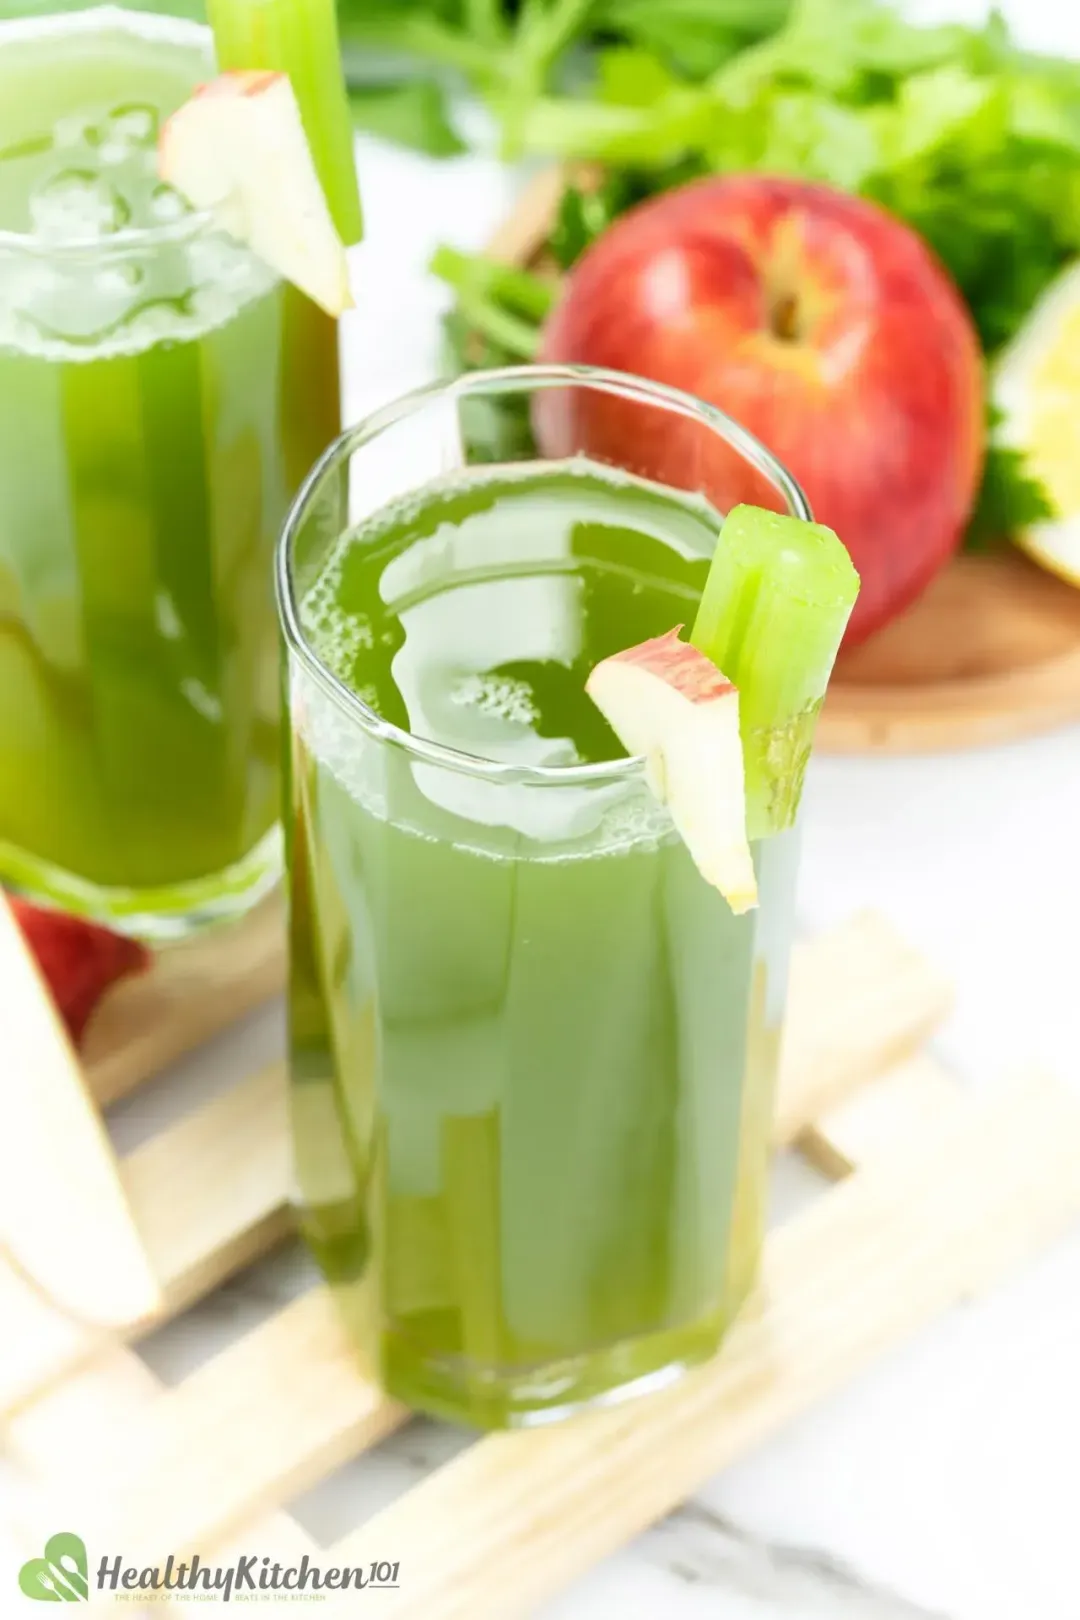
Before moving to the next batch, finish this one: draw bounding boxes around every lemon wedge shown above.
[994,261,1080,586]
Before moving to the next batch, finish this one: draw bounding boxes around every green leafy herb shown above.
[431,243,558,321]
[430,244,554,359]
[404,0,1075,547]
[599,0,790,80]
[341,0,1072,546]
[337,0,788,137]
[508,0,1080,361]
[438,304,539,462]
[550,170,643,265]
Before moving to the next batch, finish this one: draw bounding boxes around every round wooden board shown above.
[489,168,1080,755]
[820,552,1080,753]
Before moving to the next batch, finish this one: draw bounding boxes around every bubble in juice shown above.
[30,167,130,239]
[95,261,143,295]
[96,103,158,148]
[449,673,540,729]
[148,181,187,222]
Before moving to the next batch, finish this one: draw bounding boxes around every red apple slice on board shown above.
[159,70,353,317]
[10,897,150,1045]
[587,627,758,915]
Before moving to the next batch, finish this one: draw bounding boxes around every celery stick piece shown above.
[207,0,363,245]
[443,1111,506,1371]
[691,505,859,837]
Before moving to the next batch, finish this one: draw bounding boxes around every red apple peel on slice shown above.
[159,71,353,317]
[9,898,151,1045]
[586,627,758,915]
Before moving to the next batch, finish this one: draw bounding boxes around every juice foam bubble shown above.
[449,673,539,729]
[299,564,376,676]
[292,665,673,864]
[0,15,276,362]
[94,103,158,149]
[290,458,710,858]
[0,236,277,360]
[300,453,704,684]
[30,169,130,239]
[148,183,187,223]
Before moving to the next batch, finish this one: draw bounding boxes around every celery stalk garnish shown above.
[691,505,860,837]
[207,0,363,245]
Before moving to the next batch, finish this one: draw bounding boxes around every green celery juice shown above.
[288,460,798,1427]
[0,11,340,931]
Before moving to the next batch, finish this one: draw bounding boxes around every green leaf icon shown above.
[18,1534,88,1602]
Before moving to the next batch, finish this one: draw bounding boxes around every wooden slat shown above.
[11,1074,963,1588]
[7,1349,164,1462]
[119,1062,291,1313]
[803,1053,964,1178]
[11,915,950,1564]
[0,914,944,1418]
[317,1073,1080,1619]
[36,1072,1080,1595]
[82,894,285,1107]
[53,1290,407,1568]
[774,913,951,1141]
[0,1064,289,1414]
[5,1320,322,1620]
[0,896,160,1332]
[3,913,945,1420]
[1,914,944,1419]
[20,1065,960,1614]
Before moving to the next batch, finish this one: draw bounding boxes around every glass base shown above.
[0,824,283,943]
[310,1216,768,1431]
[377,1306,735,1431]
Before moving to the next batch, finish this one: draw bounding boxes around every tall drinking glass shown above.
[280,366,809,1428]
[0,7,340,938]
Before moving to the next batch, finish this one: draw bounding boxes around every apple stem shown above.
[770,291,800,342]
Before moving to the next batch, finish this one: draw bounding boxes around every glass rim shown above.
[0,5,216,260]
[277,363,813,790]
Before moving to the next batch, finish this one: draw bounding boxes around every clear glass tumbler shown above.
[279,365,809,1427]
[0,8,340,938]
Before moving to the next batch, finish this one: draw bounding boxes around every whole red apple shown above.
[537,176,985,644]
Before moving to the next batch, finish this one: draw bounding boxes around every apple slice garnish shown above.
[587,627,758,915]
[159,70,354,317]
[0,894,161,1331]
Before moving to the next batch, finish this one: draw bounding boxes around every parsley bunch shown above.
[404,0,1080,540]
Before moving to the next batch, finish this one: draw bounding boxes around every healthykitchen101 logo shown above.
[19,1533,88,1602]
[18,1532,401,1603]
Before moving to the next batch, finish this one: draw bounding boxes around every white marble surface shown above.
[5,1,1080,1614]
